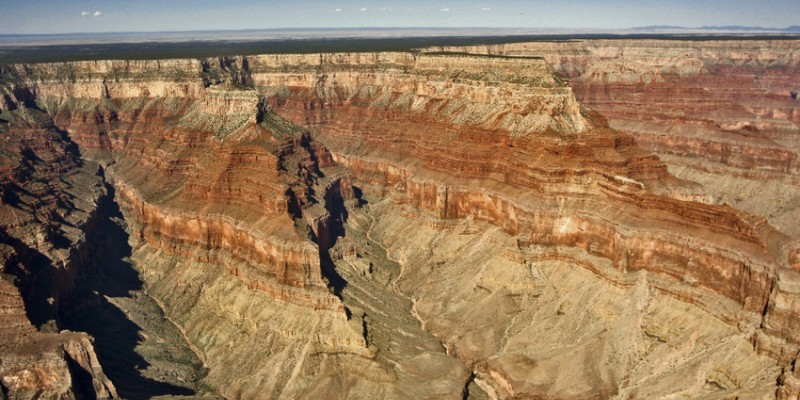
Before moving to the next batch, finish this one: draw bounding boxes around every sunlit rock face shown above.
[419,40,800,398]
[425,39,800,234]
[1,40,799,399]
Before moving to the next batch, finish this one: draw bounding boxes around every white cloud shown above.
[93,10,103,17]
[360,7,367,12]
[440,8,450,12]
[334,8,342,12]
[81,11,90,17]
[481,7,491,11]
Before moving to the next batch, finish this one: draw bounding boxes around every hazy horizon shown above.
[1,26,799,39]
[2,0,798,35]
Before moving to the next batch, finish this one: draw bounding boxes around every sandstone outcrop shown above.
[1,42,799,398]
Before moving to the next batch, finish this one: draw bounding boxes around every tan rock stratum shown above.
[1,39,799,399]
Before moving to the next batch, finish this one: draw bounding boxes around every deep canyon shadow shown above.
[60,178,195,399]
[317,178,352,298]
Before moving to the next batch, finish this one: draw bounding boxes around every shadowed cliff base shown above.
[60,176,212,399]
[318,178,350,298]
[0,226,63,329]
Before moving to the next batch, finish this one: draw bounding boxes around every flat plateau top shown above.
[2,32,800,64]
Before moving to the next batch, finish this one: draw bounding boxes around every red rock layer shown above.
[250,53,780,315]
[236,52,800,398]
[422,40,800,183]
[420,38,800,372]
[62,98,349,310]
[2,60,355,396]
[0,58,355,310]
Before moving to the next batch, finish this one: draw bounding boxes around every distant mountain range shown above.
[634,25,800,32]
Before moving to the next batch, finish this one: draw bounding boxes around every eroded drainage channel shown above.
[60,170,216,399]
[324,192,493,399]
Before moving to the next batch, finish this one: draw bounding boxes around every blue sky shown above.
[2,0,798,34]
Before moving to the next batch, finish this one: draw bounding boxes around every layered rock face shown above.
[2,58,468,398]
[1,42,799,399]
[254,50,794,398]
[423,39,800,395]
[425,40,800,235]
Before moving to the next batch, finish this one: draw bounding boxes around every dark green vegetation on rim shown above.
[2,33,800,64]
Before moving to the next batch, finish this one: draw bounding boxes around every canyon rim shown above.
[1,35,800,400]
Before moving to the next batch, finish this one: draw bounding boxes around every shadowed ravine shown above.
[60,174,213,399]
[326,190,492,399]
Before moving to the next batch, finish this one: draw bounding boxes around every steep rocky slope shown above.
[1,43,798,399]
[423,39,800,236]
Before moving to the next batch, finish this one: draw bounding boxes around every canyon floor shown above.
[1,37,800,399]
